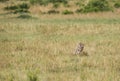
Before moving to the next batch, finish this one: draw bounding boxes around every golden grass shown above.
[0,13,120,81]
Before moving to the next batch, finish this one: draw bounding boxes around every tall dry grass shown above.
[0,13,120,81]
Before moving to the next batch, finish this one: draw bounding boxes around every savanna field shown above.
[0,0,120,81]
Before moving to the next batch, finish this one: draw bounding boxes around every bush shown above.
[49,0,68,4]
[47,10,59,14]
[30,0,68,5]
[75,2,84,7]
[75,8,83,13]
[62,10,73,15]
[0,0,9,2]
[19,3,30,9]
[53,3,60,8]
[4,3,30,14]
[14,9,29,14]
[4,5,18,10]
[63,3,70,7]
[30,0,46,5]
[81,0,112,13]
[14,3,30,14]
[114,2,120,8]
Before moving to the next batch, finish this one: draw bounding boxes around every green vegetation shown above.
[49,0,68,4]
[28,0,117,14]
[28,72,38,81]
[75,0,85,7]
[30,0,67,5]
[47,10,59,14]
[4,3,30,14]
[0,0,8,2]
[2,0,120,15]
[62,10,73,15]
[80,0,112,13]
[30,0,49,6]
[114,2,120,8]
[53,3,60,8]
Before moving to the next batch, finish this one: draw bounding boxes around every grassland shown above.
[0,11,120,81]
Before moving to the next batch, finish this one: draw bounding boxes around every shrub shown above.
[30,0,68,5]
[4,3,30,14]
[30,0,46,5]
[47,10,59,14]
[62,10,73,15]
[75,8,83,13]
[114,2,120,8]
[19,3,30,9]
[75,2,84,7]
[0,0,8,2]
[53,3,60,8]
[14,9,29,14]
[63,3,70,7]
[81,0,112,13]
[4,5,18,10]
[29,0,35,4]
[49,0,68,4]
[14,3,30,14]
